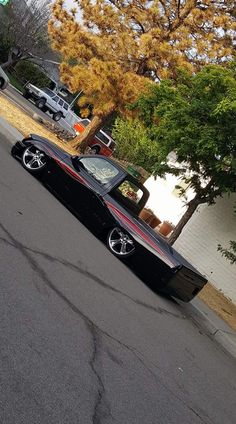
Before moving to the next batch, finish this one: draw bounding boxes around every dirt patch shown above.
[0,95,77,155]
[198,283,236,331]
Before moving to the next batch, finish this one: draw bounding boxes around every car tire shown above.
[53,112,63,122]
[23,91,30,99]
[36,98,46,110]
[90,146,100,154]
[0,77,5,89]
[21,145,47,174]
[107,227,135,258]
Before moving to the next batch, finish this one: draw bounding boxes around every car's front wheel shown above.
[23,91,30,99]
[107,227,135,258]
[21,145,47,174]
[35,98,46,110]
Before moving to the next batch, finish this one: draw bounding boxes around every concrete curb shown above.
[180,297,236,360]
[9,83,23,95]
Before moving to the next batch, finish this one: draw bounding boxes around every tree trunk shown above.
[168,197,201,245]
[1,50,25,70]
[70,111,114,152]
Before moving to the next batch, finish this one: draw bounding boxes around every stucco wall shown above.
[173,194,236,304]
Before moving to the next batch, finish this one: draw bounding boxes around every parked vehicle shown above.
[11,135,207,302]
[74,118,116,156]
[23,84,70,121]
[0,66,9,90]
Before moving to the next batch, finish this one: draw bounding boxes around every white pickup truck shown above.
[23,83,70,121]
[0,66,9,90]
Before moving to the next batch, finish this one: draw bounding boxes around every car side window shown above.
[63,103,69,110]
[53,96,59,103]
[96,131,110,145]
[58,99,64,106]
[116,180,143,204]
[77,157,119,185]
[111,178,145,213]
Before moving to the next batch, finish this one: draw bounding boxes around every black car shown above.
[11,135,207,302]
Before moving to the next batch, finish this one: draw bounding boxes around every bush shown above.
[13,61,51,88]
[112,118,159,172]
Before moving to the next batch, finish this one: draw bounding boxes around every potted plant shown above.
[159,221,175,237]
[139,207,154,223]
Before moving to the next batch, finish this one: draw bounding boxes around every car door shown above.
[63,156,121,226]
[48,95,60,112]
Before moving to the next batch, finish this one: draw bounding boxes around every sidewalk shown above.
[180,296,236,360]
[1,115,236,360]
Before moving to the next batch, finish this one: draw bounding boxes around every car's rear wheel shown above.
[107,227,135,258]
[21,145,47,174]
[53,112,63,122]
[90,146,100,154]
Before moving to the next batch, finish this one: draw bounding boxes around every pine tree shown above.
[49,0,236,151]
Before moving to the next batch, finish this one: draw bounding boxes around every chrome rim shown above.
[22,146,46,170]
[108,228,135,256]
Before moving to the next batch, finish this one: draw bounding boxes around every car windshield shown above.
[42,88,55,97]
[78,157,119,184]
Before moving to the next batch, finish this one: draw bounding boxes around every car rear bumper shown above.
[162,266,207,302]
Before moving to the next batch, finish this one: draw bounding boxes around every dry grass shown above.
[198,283,236,331]
[0,95,77,155]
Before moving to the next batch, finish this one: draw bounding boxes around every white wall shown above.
[144,175,194,225]
[173,194,236,304]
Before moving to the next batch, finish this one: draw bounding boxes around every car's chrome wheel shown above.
[22,145,46,173]
[107,227,135,258]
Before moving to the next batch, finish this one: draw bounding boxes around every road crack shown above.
[0,223,184,320]
[0,222,211,424]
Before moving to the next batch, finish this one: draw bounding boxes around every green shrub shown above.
[13,61,51,88]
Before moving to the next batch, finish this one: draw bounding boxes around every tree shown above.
[218,240,236,264]
[112,117,158,170]
[114,65,236,244]
[49,0,235,151]
[0,0,52,70]
[218,206,236,265]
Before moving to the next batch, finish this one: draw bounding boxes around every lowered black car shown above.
[11,135,207,302]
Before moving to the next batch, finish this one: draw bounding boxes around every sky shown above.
[64,0,76,8]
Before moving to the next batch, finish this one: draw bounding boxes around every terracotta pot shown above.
[149,215,162,228]
[139,208,153,222]
[159,221,174,237]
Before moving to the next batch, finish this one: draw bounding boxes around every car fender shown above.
[22,137,58,160]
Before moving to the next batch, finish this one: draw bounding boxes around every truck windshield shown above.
[42,88,55,97]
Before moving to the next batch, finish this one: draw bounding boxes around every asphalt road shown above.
[0,130,236,424]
